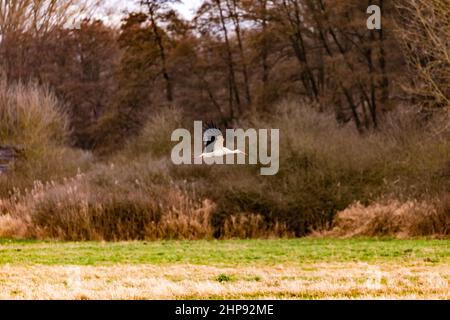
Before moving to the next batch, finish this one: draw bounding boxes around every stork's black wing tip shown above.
[203,121,219,131]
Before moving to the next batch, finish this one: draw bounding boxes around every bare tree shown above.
[396,0,450,113]
[226,0,252,106]
[140,0,180,103]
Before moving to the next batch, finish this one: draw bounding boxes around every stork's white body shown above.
[198,134,245,159]
[199,148,244,158]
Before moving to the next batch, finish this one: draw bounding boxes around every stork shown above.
[197,122,246,159]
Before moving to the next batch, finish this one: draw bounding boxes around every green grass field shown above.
[1,238,448,265]
[0,239,449,299]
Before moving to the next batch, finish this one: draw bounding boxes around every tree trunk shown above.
[149,10,173,103]
[378,0,390,110]
[216,0,241,115]
[227,0,252,106]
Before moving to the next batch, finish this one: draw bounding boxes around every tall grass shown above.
[321,198,449,238]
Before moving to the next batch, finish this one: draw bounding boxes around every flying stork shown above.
[197,122,246,159]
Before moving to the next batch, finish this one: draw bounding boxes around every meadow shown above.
[0,238,448,299]
[0,0,449,302]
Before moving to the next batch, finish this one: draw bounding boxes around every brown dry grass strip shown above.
[0,262,448,299]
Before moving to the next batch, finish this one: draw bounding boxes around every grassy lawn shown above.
[1,238,448,265]
[0,238,449,299]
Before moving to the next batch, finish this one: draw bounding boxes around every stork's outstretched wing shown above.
[203,122,223,153]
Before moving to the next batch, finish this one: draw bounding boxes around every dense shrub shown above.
[0,78,68,148]
[0,78,92,195]
[322,197,449,238]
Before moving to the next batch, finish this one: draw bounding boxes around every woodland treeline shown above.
[0,0,448,152]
